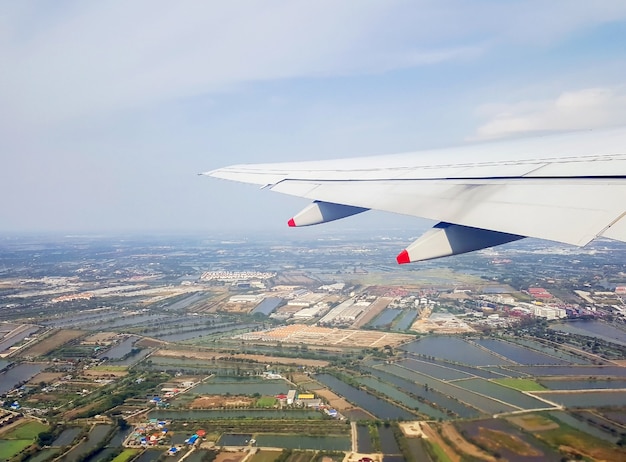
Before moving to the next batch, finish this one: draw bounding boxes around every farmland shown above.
[3,234,626,461]
[110,449,140,462]
[18,329,85,357]
[0,440,33,459]
[493,378,547,391]
[3,421,48,439]
[0,420,48,461]
[4,329,626,462]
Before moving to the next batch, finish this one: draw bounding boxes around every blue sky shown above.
[2,1,626,235]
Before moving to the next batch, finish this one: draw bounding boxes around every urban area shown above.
[2,230,626,462]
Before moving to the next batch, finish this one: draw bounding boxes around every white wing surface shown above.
[204,127,626,262]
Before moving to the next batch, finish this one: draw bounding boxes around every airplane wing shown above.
[203,127,626,263]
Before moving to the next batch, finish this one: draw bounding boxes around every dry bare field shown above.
[83,369,128,378]
[313,388,353,411]
[220,303,254,314]
[441,422,496,462]
[237,324,412,347]
[82,332,119,344]
[351,297,392,328]
[26,372,63,385]
[136,337,167,348]
[20,329,84,356]
[291,373,313,385]
[422,423,461,462]
[191,396,254,408]
[214,452,247,462]
[154,349,329,367]
[507,414,559,432]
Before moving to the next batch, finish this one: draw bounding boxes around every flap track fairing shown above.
[397,222,524,263]
[288,201,369,227]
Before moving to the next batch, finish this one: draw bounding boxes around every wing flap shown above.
[204,127,626,250]
[271,178,626,246]
[601,213,626,243]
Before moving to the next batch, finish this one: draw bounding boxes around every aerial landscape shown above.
[2,232,626,462]
[3,2,626,462]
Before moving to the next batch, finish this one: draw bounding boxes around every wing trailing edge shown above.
[203,126,626,263]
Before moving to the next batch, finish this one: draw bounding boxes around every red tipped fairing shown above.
[396,250,411,265]
[287,201,368,227]
[397,222,524,263]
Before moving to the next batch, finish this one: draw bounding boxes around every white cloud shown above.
[2,1,626,128]
[0,1,479,127]
[473,86,626,140]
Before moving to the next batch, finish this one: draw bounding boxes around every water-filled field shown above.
[148,409,321,420]
[254,434,350,451]
[552,320,626,346]
[364,365,479,418]
[25,448,61,462]
[474,339,569,365]
[52,427,81,446]
[218,433,253,446]
[457,418,561,461]
[372,363,517,415]
[357,376,449,420]
[97,335,139,359]
[534,390,626,407]
[157,323,256,342]
[378,425,401,455]
[399,358,474,380]
[454,378,553,410]
[482,366,529,378]
[57,424,111,462]
[133,449,162,462]
[356,425,373,453]
[394,310,418,330]
[0,363,46,394]
[402,355,502,379]
[191,378,289,396]
[401,337,510,366]
[539,379,626,390]
[370,309,402,328]
[549,411,620,443]
[509,338,591,364]
[511,365,626,377]
[315,373,416,420]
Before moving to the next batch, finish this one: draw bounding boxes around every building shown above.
[292,304,327,319]
[528,288,553,299]
[229,294,264,304]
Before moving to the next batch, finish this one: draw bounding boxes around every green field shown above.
[539,424,626,461]
[4,421,49,440]
[494,378,547,392]
[351,267,487,286]
[0,439,33,458]
[250,450,282,462]
[424,440,452,462]
[286,451,314,462]
[92,365,128,372]
[111,448,140,462]
[256,397,278,408]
